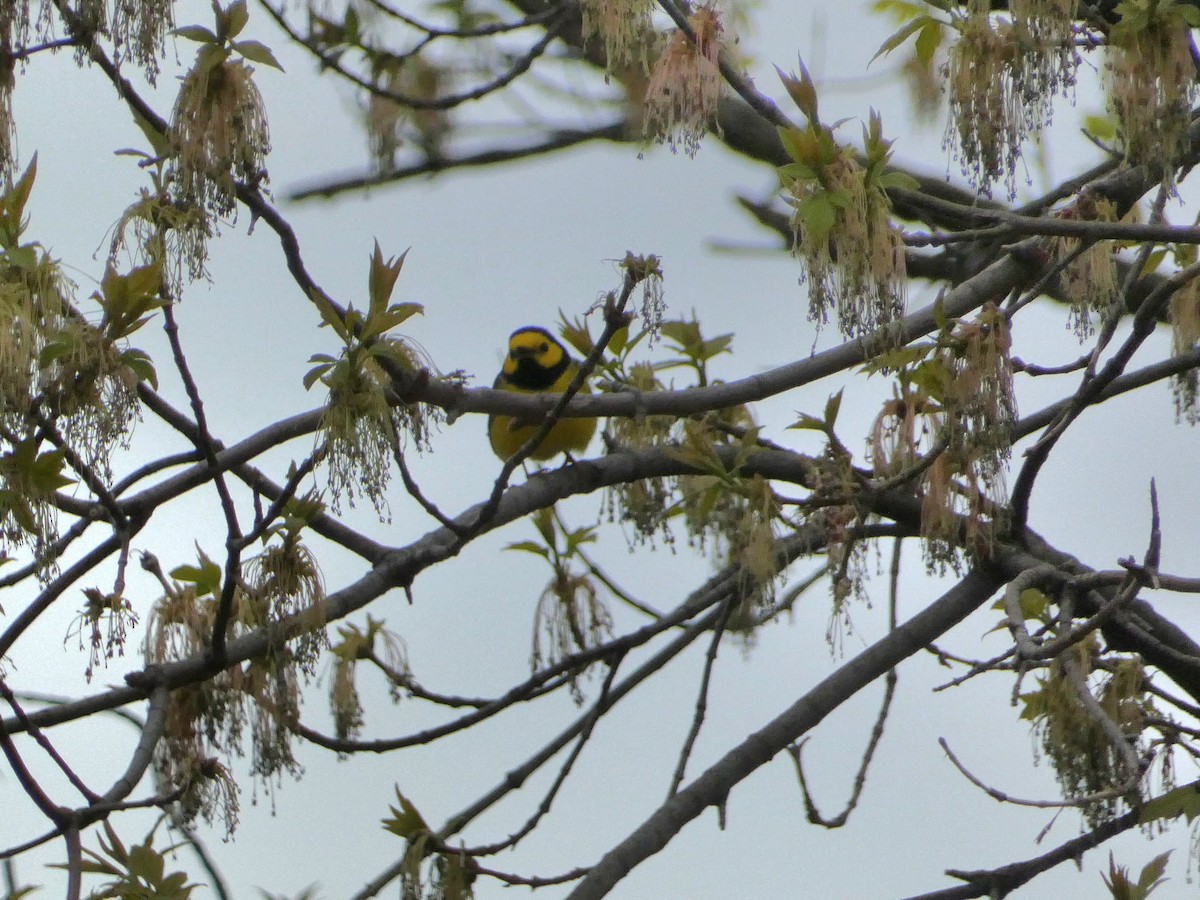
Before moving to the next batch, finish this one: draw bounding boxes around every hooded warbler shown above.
[489,326,596,461]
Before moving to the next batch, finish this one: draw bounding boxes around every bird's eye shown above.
[539,342,549,353]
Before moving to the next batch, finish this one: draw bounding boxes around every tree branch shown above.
[565,568,1005,900]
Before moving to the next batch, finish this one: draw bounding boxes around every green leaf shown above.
[698,334,733,362]
[170,548,221,597]
[233,39,284,71]
[825,187,854,210]
[504,540,551,559]
[128,842,165,885]
[557,313,595,358]
[1016,688,1045,722]
[564,525,598,554]
[38,336,75,366]
[389,301,423,325]
[361,303,422,343]
[5,244,37,271]
[775,59,818,122]
[989,587,1049,628]
[531,507,555,545]
[0,490,36,533]
[101,822,129,866]
[2,154,37,238]
[1017,587,1050,620]
[606,322,629,356]
[778,161,817,183]
[860,342,932,374]
[1083,113,1118,145]
[381,787,429,839]
[225,0,249,40]
[787,412,827,432]
[161,871,191,893]
[1176,4,1200,26]
[870,15,933,65]
[5,154,34,223]
[169,564,203,582]
[659,319,701,350]
[668,440,730,478]
[777,126,807,165]
[909,360,951,401]
[914,20,943,67]
[17,447,75,493]
[311,289,350,341]
[1141,780,1200,825]
[76,859,123,876]
[303,361,335,391]
[195,43,231,76]
[872,0,928,18]
[130,109,173,158]
[125,261,163,299]
[876,170,921,192]
[823,389,843,428]
[367,242,409,318]
[120,348,159,390]
[99,262,166,338]
[687,480,720,523]
[174,24,219,43]
[1140,248,1167,276]
[795,193,837,245]
[1138,852,1171,893]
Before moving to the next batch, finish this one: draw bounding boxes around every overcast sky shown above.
[5,1,1200,897]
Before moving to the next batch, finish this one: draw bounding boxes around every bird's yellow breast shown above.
[489,327,597,462]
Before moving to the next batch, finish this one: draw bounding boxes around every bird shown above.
[489,326,596,462]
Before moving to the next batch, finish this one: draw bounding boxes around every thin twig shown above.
[938,737,1137,810]
[666,598,733,797]
[785,538,902,827]
[0,683,98,803]
[1012,260,1200,524]
[460,656,625,856]
[470,862,589,887]
[901,805,1140,899]
[260,0,570,111]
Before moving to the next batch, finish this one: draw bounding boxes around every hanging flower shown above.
[110,0,175,84]
[643,6,725,157]
[1052,195,1119,339]
[1106,0,1197,178]
[171,55,271,218]
[580,0,655,73]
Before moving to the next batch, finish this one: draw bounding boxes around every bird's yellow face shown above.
[489,326,596,462]
[501,327,570,391]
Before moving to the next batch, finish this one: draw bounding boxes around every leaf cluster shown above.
[174,0,284,72]
[304,242,423,391]
[70,822,199,899]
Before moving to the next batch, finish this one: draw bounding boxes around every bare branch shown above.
[938,736,1137,811]
[666,598,733,797]
[901,807,1140,899]
[565,569,1005,900]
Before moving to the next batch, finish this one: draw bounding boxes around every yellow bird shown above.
[489,326,596,461]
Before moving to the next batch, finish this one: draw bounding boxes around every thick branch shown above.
[566,568,1005,900]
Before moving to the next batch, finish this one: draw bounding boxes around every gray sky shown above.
[5,1,1200,897]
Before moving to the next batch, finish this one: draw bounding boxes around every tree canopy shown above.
[4,0,1200,897]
